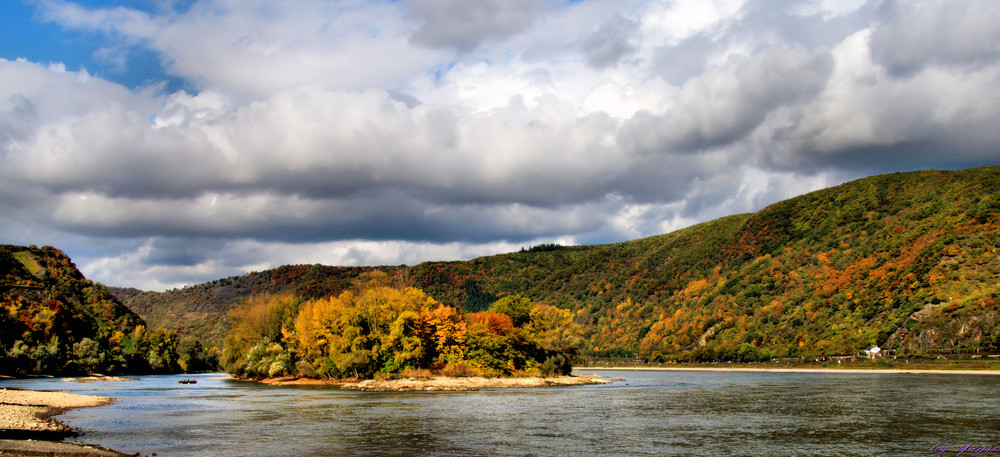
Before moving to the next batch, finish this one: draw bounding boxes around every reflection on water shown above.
[3,370,998,456]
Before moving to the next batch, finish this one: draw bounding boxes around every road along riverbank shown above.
[578,366,1000,375]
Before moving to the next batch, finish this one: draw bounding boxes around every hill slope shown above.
[0,245,146,375]
[119,167,1000,360]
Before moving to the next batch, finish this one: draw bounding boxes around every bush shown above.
[440,362,480,378]
[245,342,294,378]
[540,354,572,377]
[295,360,319,377]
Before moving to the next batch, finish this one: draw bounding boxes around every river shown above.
[2,369,998,456]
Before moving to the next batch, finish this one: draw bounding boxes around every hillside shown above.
[0,245,213,376]
[110,265,385,346]
[118,167,1000,360]
[0,245,146,375]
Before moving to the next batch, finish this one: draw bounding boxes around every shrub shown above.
[401,368,433,379]
[540,354,572,377]
[440,361,480,378]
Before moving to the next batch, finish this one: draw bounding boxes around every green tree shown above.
[72,337,103,373]
[736,343,761,362]
[489,295,533,327]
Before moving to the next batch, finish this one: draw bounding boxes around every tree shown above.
[736,342,761,363]
[528,304,583,375]
[294,285,445,378]
[223,293,302,375]
[72,337,103,373]
[489,295,533,327]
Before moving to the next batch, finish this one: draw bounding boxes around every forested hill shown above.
[119,166,1000,361]
[0,245,215,376]
[1,245,145,375]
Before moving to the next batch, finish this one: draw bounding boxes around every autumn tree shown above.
[223,293,302,376]
[294,285,448,378]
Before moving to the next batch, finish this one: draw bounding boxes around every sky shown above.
[1,0,999,291]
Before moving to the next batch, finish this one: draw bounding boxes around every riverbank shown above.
[579,366,1000,375]
[0,388,129,456]
[248,374,612,391]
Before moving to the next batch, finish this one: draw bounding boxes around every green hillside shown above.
[119,167,1000,361]
[0,245,214,376]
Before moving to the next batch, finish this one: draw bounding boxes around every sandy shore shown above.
[247,374,612,391]
[578,366,1000,375]
[0,388,129,456]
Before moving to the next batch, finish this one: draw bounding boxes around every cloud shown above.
[869,0,1000,77]
[3,0,1000,290]
[35,0,161,40]
[619,46,834,155]
[407,0,548,51]
[761,27,1000,172]
[35,0,442,100]
[579,14,639,68]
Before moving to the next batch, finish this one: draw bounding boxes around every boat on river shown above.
[178,379,197,384]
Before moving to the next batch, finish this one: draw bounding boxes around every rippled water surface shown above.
[3,370,998,456]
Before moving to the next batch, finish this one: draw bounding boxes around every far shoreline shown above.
[576,366,1000,375]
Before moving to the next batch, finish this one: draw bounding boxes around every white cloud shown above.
[640,0,747,47]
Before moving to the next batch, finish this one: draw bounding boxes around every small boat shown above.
[178,379,197,384]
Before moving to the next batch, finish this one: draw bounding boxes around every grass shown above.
[12,251,42,277]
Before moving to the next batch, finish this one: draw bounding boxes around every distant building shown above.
[865,346,881,359]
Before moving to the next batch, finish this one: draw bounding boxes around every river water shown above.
[2,369,998,456]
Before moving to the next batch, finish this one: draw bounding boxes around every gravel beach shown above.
[0,388,129,456]
[341,374,612,391]
[251,374,613,391]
